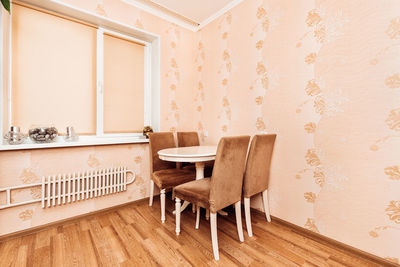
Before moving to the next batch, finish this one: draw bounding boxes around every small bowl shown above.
[29,126,58,143]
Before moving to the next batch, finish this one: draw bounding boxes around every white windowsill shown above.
[0,135,149,151]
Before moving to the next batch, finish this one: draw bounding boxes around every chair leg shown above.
[192,203,196,213]
[195,206,200,229]
[175,198,181,235]
[244,197,253,237]
[149,180,154,206]
[235,201,244,242]
[160,189,166,223]
[262,189,271,222]
[210,212,219,261]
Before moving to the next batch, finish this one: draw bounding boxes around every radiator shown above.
[0,167,135,210]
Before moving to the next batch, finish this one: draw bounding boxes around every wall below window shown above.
[0,143,150,235]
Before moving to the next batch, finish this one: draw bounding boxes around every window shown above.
[12,4,97,134]
[2,2,158,144]
[103,33,145,134]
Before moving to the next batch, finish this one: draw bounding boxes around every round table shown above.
[158,145,227,217]
[158,145,217,180]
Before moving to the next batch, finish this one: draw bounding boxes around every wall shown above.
[1,0,399,263]
[0,0,196,236]
[197,0,400,263]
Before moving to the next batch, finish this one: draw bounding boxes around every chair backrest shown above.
[177,132,200,147]
[243,134,276,198]
[148,132,176,173]
[209,135,250,212]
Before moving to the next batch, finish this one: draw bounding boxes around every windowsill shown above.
[0,135,149,151]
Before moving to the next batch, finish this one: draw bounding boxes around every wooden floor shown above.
[0,196,389,267]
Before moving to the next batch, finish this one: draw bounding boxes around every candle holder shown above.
[3,126,26,145]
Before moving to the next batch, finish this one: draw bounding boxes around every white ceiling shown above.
[150,0,234,24]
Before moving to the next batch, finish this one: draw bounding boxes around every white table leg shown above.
[195,162,205,179]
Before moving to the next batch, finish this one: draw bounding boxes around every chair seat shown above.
[152,169,196,190]
[174,178,211,209]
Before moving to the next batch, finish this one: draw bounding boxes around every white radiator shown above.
[0,167,135,210]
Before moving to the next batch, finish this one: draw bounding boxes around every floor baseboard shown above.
[0,197,150,242]
[250,207,398,267]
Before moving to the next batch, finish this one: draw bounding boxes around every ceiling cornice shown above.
[122,0,243,32]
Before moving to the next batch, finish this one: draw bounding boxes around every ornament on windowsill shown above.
[29,126,58,143]
[3,126,26,145]
[143,126,153,139]
[64,126,79,142]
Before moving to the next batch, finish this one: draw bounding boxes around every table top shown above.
[158,145,217,162]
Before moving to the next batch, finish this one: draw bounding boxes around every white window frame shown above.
[0,0,160,149]
[96,28,152,138]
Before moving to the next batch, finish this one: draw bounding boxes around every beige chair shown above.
[177,131,213,177]
[174,135,250,260]
[243,134,276,237]
[148,132,196,223]
[177,131,200,147]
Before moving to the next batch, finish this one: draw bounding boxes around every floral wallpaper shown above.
[217,12,233,135]
[1,0,400,263]
[197,0,400,263]
[194,32,206,142]
[165,25,181,133]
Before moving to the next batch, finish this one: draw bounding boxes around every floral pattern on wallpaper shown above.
[371,17,400,152]
[12,168,43,203]
[296,3,348,233]
[165,25,181,133]
[249,2,269,132]
[370,16,400,66]
[249,1,280,133]
[216,13,233,134]
[194,34,206,142]
[385,166,400,180]
[94,0,107,17]
[296,5,347,48]
[371,108,400,151]
[18,209,33,221]
[368,165,400,262]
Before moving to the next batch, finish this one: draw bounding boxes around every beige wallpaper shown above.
[197,0,400,263]
[1,0,399,263]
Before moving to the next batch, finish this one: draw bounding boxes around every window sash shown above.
[96,28,152,137]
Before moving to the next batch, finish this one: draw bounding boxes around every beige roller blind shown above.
[11,4,97,134]
[103,33,145,133]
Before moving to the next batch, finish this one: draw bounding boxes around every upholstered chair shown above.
[174,135,250,260]
[243,134,276,237]
[177,131,213,177]
[148,132,196,223]
[177,131,200,147]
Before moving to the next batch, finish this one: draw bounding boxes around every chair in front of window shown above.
[176,131,214,177]
[148,132,196,223]
[243,134,276,237]
[174,135,250,260]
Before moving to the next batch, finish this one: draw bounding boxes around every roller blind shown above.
[11,4,97,134]
[103,33,145,133]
